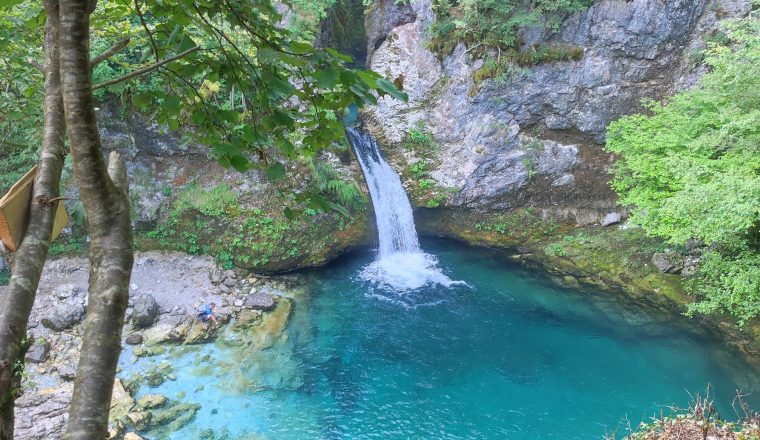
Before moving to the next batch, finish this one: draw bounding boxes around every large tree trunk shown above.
[59,1,134,438]
[0,1,66,437]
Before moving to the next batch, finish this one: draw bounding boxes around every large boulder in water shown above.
[131,294,159,328]
[244,292,276,311]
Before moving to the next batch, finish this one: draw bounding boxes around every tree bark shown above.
[0,1,66,438]
[59,1,134,438]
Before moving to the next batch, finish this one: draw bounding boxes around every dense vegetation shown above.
[428,0,592,81]
[607,16,760,325]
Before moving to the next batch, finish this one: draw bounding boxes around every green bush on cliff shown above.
[428,0,593,60]
[606,16,760,324]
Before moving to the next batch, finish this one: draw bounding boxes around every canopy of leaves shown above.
[0,0,407,213]
[606,15,760,324]
[428,0,593,58]
[0,3,44,192]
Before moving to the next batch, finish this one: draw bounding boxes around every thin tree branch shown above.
[27,57,43,72]
[133,0,159,63]
[90,37,130,67]
[91,46,198,90]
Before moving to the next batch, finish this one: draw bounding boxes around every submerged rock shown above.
[138,394,167,409]
[110,378,136,428]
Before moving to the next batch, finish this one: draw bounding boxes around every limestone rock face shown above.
[364,0,416,63]
[364,0,752,214]
[15,385,72,440]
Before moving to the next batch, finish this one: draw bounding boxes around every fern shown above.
[314,162,366,210]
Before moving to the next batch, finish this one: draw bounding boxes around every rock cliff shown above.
[364,0,752,222]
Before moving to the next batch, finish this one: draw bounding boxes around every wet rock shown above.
[110,378,136,423]
[601,212,622,227]
[25,339,50,364]
[149,401,201,433]
[124,433,146,440]
[244,292,276,311]
[41,297,86,331]
[138,394,167,409]
[125,332,144,345]
[132,294,159,328]
[126,411,151,430]
[652,252,685,274]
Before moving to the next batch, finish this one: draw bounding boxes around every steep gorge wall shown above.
[364,0,752,223]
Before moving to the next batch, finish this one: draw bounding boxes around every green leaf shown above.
[314,66,339,89]
[266,163,286,181]
[376,78,408,101]
[229,155,249,172]
[131,93,151,109]
[164,95,181,111]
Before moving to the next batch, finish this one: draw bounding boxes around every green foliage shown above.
[173,183,238,218]
[419,178,435,191]
[472,44,584,84]
[230,208,294,267]
[402,123,439,156]
[49,235,88,256]
[686,248,760,326]
[409,161,428,180]
[428,0,593,61]
[286,0,336,39]
[0,2,44,193]
[313,161,367,210]
[1,0,407,199]
[606,15,760,323]
[544,243,566,257]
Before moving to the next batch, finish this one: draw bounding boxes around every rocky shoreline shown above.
[9,251,299,440]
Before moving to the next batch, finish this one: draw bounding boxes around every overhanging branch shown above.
[91,46,199,90]
[91,37,130,67]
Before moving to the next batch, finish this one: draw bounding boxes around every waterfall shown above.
[346,128,421,257]
[346,127,462,291]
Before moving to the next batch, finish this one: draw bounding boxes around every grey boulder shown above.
[41,298,86,331]
[244,293,276,311]
[652,252,685,274]
[131,294,159,329]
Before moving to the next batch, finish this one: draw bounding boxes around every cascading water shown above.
[346,127,461,291]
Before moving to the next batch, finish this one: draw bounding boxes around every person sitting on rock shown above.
[197,302,218,326]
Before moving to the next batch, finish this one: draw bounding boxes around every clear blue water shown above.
[122,239,760,440]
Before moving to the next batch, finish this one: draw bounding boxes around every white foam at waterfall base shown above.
[347,128,463,292]
[359,251,465,291]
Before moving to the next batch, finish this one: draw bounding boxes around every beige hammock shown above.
[0,166,68,252]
